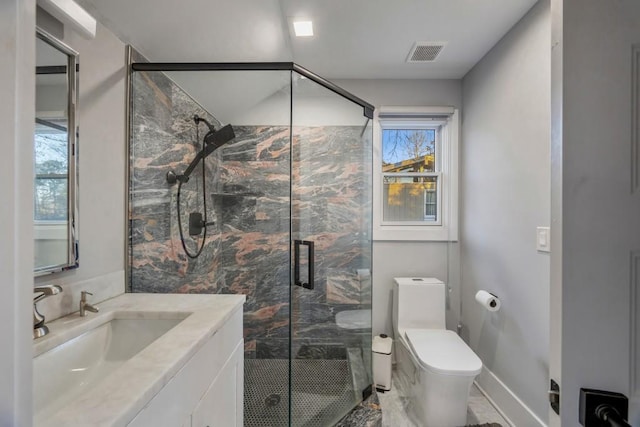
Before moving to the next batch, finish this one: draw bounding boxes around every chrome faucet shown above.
[79,291,99,316]
[33,284,63,339]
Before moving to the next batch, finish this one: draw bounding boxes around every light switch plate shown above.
[536,227,550,252]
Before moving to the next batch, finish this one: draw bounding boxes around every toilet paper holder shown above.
[475,290,501,312]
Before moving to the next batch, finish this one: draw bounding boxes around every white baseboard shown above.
[475,366,547,427]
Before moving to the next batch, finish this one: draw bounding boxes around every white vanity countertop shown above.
[33,293,245,427]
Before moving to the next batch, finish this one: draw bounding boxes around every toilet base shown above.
[396,339,476,427]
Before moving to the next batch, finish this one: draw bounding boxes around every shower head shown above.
[174,123,236,183]
[203,124,235,149]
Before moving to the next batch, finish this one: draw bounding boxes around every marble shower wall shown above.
[215,125,292,359]
[130,69,224,296]
[290,126,372,360]
[130,70,372,359]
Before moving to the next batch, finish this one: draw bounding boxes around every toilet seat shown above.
[403,329,482,376]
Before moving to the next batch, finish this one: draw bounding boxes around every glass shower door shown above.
[289,71,373,426]
[128,61,373,427]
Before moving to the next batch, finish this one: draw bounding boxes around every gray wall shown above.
[0,0,36,424]
[35,19,127,318]
[335,79,461,109]
[461,0,550,424]
[552,0,640,424]
[336,79,463,335]
[2,9,128,423]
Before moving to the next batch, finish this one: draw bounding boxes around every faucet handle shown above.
[34,284,63,303]
[79,291,99,316]
[34,284,63,295]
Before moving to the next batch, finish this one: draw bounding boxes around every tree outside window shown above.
[34,128,68,221]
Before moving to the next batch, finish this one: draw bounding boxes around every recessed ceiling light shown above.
[293,21,313,37]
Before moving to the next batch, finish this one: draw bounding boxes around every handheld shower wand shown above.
[166,116,236,185]
[166,114,236,259]
[196,114,235,149]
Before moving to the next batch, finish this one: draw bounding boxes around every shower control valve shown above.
[188,212,215,236]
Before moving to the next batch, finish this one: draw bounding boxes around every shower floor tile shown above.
[244,359,359,427]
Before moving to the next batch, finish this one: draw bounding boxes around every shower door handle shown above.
[294,240,314,290]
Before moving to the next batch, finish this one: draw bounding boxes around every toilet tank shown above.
[392,278,446,336]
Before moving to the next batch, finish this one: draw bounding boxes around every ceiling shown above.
[77,0,538,80]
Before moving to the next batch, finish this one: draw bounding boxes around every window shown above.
[374,107,459,241]
[34,119,68,222]
[382,127,440,224]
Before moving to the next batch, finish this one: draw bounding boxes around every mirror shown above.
[34,30,78,275]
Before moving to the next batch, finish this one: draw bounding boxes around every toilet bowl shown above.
[392,277,482,427]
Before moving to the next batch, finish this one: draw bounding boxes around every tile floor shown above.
[377,368,510,427]
[244,359,358,427]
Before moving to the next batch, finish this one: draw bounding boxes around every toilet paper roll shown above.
[475,290,501,312]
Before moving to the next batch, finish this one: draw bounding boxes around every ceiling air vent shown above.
[407,42,446,63]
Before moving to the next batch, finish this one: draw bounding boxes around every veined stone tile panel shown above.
[131,67,371,359]
[327,270,362,304]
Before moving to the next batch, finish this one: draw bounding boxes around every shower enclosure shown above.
[127,56,373,426]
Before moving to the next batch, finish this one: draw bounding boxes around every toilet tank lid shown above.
[394,277,444,286]
[405,329,482,376]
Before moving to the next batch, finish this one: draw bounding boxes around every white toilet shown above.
[392,277,482,427]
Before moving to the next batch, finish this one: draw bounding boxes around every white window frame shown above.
[373,106,459,241]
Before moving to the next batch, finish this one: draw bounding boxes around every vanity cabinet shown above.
[127,307,243,427]
[190,341,243,427]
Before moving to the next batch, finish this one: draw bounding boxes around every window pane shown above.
[383,176,437,222]
[34,177,68,221]
[382,129,435,172]
[34,128,69,221]
[35,129,68,174]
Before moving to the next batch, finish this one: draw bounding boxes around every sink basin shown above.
[34,316,184,423]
